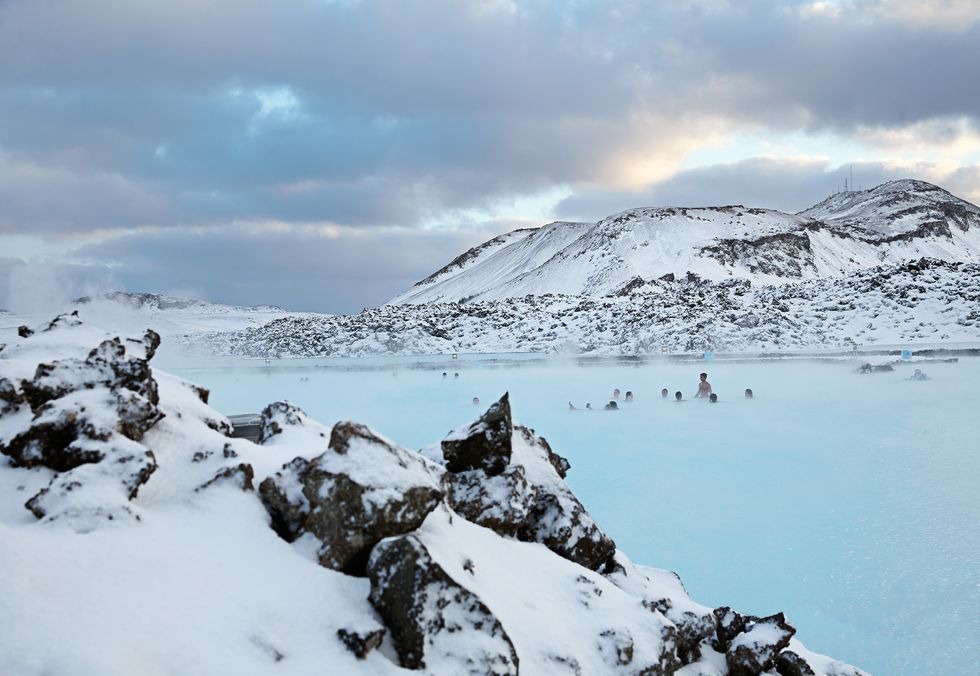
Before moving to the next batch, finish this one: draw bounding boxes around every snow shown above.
[195,260,980,357]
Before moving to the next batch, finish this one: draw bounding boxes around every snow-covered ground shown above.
[191,259,980,358]
[0,315,873,675]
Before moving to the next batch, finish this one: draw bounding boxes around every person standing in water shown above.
[744,388,753,399]
[694,372,712,399]
[674,391,683,402]
[661,388,669,398]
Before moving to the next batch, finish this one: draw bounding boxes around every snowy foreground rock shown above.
[199,259,980,357]
[1,317,866,675]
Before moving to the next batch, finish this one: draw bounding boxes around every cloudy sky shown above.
[2,0,978,313]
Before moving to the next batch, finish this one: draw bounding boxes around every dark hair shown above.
[700,372,708,378]
[674,391,682,400]
[661,388,669,397]
[709,393,718,403]
[744,388,753,398]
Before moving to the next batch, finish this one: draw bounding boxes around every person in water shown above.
[624,391,634,402]
[568,401,577,410]
[586,403,593,410]
[613,388,621,400]
[661,388,669,398]
[472,397,480,405]
[744,388,753,399]
[674,391,683,402]
[604,401,619,410]
[694,372,712,399]
[709,393,718,403]
[908,369,930,381]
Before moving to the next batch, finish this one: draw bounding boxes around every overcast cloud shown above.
[1,0,978,311]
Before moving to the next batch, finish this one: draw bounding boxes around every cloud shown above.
[554,156,980,221]
[0,0,977,237]
[67,223,508,313]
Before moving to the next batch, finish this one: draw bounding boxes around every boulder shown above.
[259,421,444,574]
[367,534,519,674]
[513,425,616,571]
[775,650,816,676]
[712,606,747,652]
[442,392,513,476]
[447,465,533,537]
[24,435,157,527]
[196,463,255,492]
[726,613,797,676]
[337,627,386,659]
[257,401,311,444]
[0,330,164,527]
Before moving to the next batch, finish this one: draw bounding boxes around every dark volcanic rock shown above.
[0,328,165,526]
[337,627,385,659]
[257,401,308,444]
[442,392,513,476]
[18,325,34,338]
[447,465,534,537]
[713,606,747,652]
[197,463,255,492]
[337,626,386,659]
[0,377,23,414]
[515,425,615,571]
[367,534,519,674]
[259,421,444,574]
[776,650,816,676]
[726,613,797,676]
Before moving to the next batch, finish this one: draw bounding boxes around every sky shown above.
[1,0,979,313]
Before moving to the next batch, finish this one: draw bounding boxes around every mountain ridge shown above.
[389,180,980,305]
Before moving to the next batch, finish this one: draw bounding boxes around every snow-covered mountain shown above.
[390,180,980,305]
[0,316,865,675]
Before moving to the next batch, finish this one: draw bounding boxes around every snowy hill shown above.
[201,259,980,357]
[0,293,303,359]
[391,180,980,304]
[0,316,866,674]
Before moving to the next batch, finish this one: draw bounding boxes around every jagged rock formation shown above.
[0,321,164,527]
[367,534,521,674]
[258,420,445,574]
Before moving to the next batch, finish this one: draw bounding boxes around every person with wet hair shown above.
[454,372,460,378]
[612,388,621,400]
[472,397,480,406]
[661,388,669,398]
[709,393,718,403]
[694,372,712,399]
[624,391,634,402]
[604,401,619,410]
[674,391,683,402]
[744,388,753,399]
[442,372,447,378]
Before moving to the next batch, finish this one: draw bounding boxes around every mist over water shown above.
[171,354,980,675]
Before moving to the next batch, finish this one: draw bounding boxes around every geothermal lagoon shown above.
[165,352,980,676]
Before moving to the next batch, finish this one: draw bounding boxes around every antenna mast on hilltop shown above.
[850,164,853,192]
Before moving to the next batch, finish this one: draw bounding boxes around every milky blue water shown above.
[168,353,980,675]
